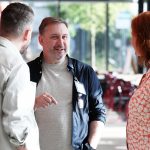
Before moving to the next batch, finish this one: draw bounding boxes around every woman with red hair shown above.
[126,11,150,149]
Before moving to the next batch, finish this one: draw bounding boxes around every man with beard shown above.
[0,3,40,150]
[28,17,106,150]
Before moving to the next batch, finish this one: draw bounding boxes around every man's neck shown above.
[44,55,66,65]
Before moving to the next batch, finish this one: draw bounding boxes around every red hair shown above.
[131,11,150,67]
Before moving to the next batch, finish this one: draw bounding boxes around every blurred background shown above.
[0,0,148,149]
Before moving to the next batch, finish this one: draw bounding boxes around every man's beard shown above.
[20,44,29,55]
[20,43,30,62]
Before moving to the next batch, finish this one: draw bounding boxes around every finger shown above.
[43,94,52,104]
[50,96,58,105]
[42,97,52,107]
[43,94,58,105]
[36,96,49,108]
[37,100,48,108]
[46,94,58,105]
[41,100,49,107]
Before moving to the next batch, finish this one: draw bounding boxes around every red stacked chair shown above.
[102,72,136,119]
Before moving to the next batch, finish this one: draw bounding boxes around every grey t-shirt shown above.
[36,57,73,150]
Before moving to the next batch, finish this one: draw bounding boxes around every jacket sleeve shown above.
[87,67,106,124]
[2,62,36,147]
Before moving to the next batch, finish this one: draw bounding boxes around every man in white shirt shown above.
[0,3,40,150]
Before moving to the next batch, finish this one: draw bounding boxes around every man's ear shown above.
[23,28,32,41]
[38,34,43,46]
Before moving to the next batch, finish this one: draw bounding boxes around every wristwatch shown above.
[83,142,96,150]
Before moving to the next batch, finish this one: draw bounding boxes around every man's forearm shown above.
[87,121,105,149]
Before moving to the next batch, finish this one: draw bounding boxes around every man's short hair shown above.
[0,2,34,37]
[39,17,68,35]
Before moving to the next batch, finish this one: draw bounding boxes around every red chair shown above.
[103,73,136,116]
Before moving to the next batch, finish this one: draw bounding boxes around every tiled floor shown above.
[97,109,127,150]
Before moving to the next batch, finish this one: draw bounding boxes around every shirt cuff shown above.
[9,128,28,147]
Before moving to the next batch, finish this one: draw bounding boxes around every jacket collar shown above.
[67,55,74,72]
[38,52,74,72]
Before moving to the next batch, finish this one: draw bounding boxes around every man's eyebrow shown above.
[50,33,68,36]
[63,34,68,36]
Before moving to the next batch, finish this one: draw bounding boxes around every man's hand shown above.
[87,121,104,149]
[83,142,95,150]
[16,145,27,150]
[34,92,58,109]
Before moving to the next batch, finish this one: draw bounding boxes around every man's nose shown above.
[57,38,64,45]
